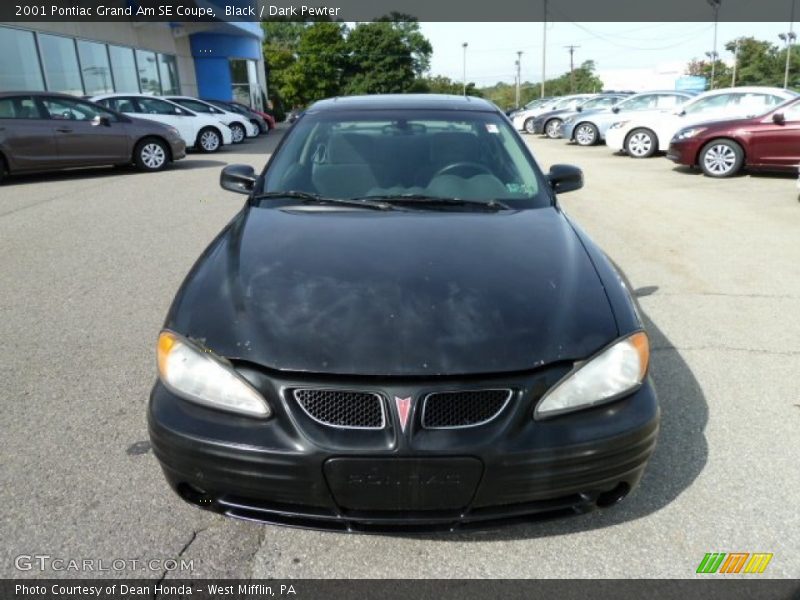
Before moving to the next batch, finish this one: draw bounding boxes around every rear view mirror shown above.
[220,164,257,194]
[547,164,583,194]
[773,112,786,125]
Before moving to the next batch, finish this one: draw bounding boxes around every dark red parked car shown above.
[667,97,800,177]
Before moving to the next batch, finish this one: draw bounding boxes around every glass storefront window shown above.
[157,53,180,95]
[0,26,45,91]
[135,49,160,94]
[108,45,140,93]
[230,58,261,109]
[38,33,83,95]
[77,40,114,95]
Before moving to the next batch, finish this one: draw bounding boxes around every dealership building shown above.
[0,3,266,108]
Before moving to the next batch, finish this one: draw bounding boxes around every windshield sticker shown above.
[486,123,499,133]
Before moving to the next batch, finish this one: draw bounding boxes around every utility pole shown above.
[565,45,580,92]
[707,0,721,89]
[731,38,740,86]
[541,0,547,98]
[462,42,468,96]
[780,0,796,89]
[516,51,522,107]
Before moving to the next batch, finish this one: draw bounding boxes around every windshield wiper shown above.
[252,191,393,211]
[352,194,511,212]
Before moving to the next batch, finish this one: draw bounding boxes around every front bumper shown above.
[562,121,577,140]
[666,139,700,165]
[169,137,187,161]
[149,366,659,532]
[605,127,626,152]
[532,119,546,134]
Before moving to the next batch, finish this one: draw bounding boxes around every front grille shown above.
[293,389,385,429]
[421,389,512,429]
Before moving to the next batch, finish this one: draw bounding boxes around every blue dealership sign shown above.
[675,76,707,92]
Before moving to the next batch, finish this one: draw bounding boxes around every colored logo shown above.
[696,553,773,574]
[394,396,412,432]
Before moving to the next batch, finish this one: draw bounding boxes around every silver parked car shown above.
[561,91,698,146]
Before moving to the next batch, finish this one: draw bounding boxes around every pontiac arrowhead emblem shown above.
[394,396,412,432]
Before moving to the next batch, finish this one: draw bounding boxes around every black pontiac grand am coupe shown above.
[149,94,659,532]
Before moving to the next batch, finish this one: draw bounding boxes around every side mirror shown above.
[576,106,583,112]
[773,112,786,125]
[612,106,620,113]
[220,164,257,194]
[547,164,583,195]
[92,115,111,127]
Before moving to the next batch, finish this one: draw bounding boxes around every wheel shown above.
[250,119,265,135]
[229,123,246,144]
[197,127,221,153]
[545,118,563,139]
[524,118,536,134]
[134,138,169,171]
[0,154,7,184]
[574,122,599,146]
[699,140,744,177]
[625,128,658,158]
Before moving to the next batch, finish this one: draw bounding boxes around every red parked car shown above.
[667,96,800,177]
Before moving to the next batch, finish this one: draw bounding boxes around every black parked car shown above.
[149,94,659,531]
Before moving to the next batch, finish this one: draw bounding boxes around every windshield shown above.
[261,109,549,209]
[579,96,619,110]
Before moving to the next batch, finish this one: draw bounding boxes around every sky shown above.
[418,22,797,85]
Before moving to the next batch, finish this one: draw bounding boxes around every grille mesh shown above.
[293,389,384,429]
[422,389,511,429]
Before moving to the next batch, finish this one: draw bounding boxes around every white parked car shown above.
[90,93,232,153]
[165,96,259,144]
[605,86,798,158]
[511,96,594,132]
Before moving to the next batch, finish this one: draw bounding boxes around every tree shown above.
[374,13,433,77]
[414,75,483,96]
[686,57,733,88]
[281,22,347,106]
[343,22,416,94]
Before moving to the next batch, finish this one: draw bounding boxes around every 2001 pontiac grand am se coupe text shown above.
[148,94,660,532]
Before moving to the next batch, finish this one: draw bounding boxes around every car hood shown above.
[535,108,571,120]
[166,206,618,376]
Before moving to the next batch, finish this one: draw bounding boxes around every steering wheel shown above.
[432,161,492,179]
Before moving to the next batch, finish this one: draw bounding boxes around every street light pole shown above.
[781,0,796,89]
[731,38,740,86]
[541,0,547,98]
[707,0,721,89]
[462,42,468,96]
[516,51,522,107]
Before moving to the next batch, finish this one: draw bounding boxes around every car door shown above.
[747,100,800,167]
[0,95,58,171]
[39,96,129,165]
[133,97,196,146]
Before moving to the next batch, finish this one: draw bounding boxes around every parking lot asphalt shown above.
[1,127,798,580]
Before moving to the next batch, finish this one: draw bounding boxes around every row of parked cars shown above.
[0,91,276,182]
[510,86,800,178]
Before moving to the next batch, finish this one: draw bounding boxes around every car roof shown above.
[0,91,87,99]
[307,94,500,113]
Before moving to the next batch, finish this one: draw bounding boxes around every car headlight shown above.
[157,330,271,418]
[534,331,649,420]
[609,120,629,130]
[673,127,706,141]
[167,126,180,137]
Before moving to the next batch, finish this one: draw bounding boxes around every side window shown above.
[41,97,112,121]
[102,97,137,113]
[781,102,800,121]
[623,95,657,111]
[684,94,732,114]
[0,96,45,119]
[655,95,681,109]
[176,99,212,113]
[733,93,777,114]
[136,97,180,115]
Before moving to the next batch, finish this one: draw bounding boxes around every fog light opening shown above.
[596,483,630,508]
[177,482,214,508]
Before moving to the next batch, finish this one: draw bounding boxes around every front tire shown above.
[230,123,246,144]
[197,127,222,153]
[699,140,744,177]
[574,122,599,146]
[0,154,7,184]
[134,138,169,171]
[545,118,563,139]
[524,118,536,134]
[625,128,658,158]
